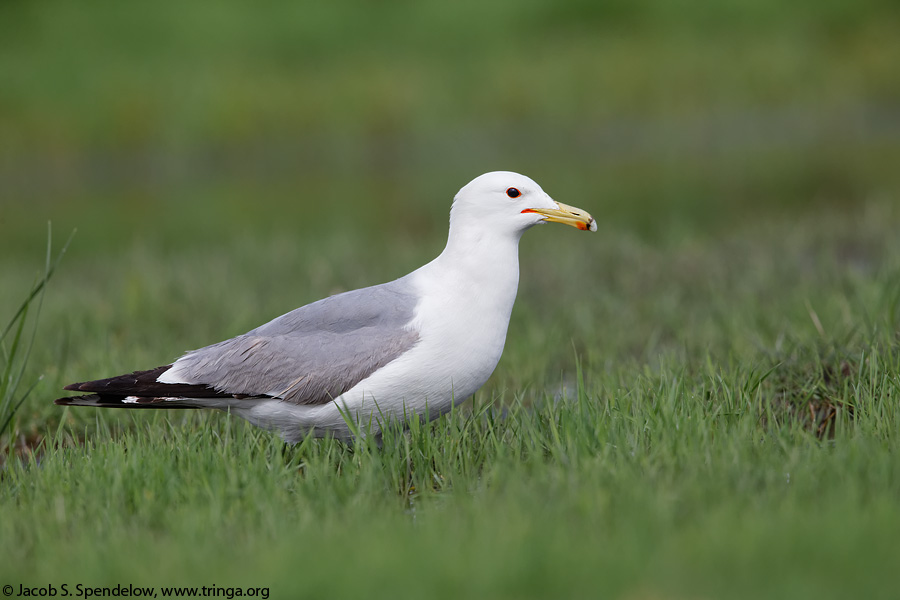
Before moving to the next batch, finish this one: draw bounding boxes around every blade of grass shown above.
[0,224,75,344]
[0,223,75,446]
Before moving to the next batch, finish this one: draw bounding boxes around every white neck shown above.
[429,221,523,311]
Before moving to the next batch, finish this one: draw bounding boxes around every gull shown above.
[56,171,596,440]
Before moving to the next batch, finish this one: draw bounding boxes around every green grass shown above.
[0,227,72,448]
[3,199,900,598]
[2,0,900,597]
[2,342,899,598]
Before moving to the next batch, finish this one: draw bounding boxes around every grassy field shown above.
[2,0,900,598]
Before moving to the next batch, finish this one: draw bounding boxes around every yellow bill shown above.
[522,201,597,232]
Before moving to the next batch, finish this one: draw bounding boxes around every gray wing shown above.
[167,278,421,405]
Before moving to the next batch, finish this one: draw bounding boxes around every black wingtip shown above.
[61,365,174,394]
[57,364,234,403]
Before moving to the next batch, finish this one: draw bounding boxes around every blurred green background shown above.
[3,0,899,253]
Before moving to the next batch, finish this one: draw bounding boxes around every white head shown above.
[448,172,597,243]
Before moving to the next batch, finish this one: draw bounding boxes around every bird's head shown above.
[449,172,597,239]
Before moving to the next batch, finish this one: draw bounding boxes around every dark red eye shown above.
[506,187,521,198]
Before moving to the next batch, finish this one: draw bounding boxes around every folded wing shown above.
[57,279,421,407]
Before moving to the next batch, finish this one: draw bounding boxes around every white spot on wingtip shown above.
[123,396,139,404]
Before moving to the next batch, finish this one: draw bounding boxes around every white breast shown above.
[329,234,522,430]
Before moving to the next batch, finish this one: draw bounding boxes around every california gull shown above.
[56,171,596,440]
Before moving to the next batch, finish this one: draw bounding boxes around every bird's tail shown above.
[55,394,201,409]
